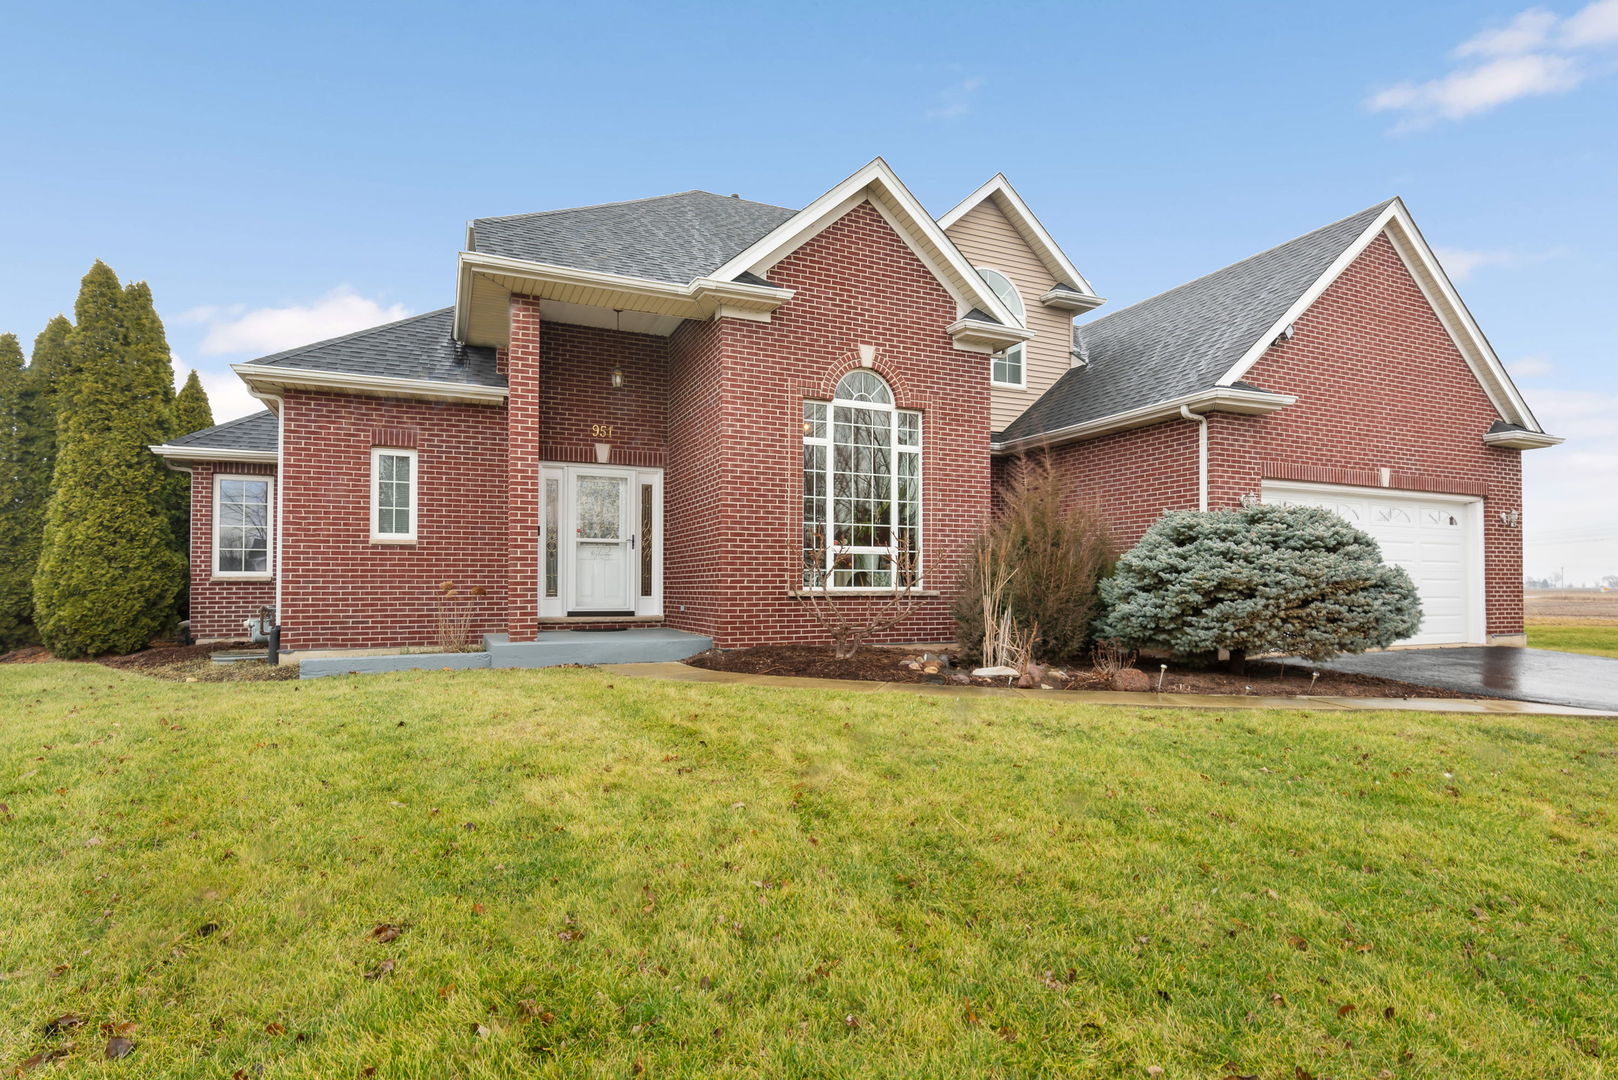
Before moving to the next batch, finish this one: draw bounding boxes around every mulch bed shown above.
[0,640,295,681]
[686,645,1474,699]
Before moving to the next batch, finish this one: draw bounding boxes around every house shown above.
[151,159,1560,654]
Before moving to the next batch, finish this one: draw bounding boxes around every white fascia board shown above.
[1214,199,1543,432]
[232,363,508,404]
[149,443,279,464]
[937,173,1101,299]
[1483,428,1564,450]
[946,316,1037,354]
[707,158,1021,328]
[992,386,1296,453]
[1039,286,1107,312]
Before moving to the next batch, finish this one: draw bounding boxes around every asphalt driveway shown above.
[1305,647,1618,713]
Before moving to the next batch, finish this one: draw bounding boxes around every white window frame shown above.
[211,472,274,579]
[977,266,1028,389]
[370,448,418,544]
[803,371,923,592]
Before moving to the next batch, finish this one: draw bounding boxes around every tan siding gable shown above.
[945,199,1076,431]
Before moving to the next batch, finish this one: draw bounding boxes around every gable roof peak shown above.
[937,173,1102,304]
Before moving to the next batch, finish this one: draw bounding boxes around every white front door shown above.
[571,470,634,612]
[540,464,663,618]
[1263,482,1484,646]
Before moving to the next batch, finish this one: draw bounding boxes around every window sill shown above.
[786,589,941,599]
[211,575,273,583]
[370,537,418,546]
[990,382,1028,391]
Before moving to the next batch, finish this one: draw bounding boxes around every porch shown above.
[294,627,711,679]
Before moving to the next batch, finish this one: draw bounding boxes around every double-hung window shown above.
[371,448,417,543]
[803,370,921,589]
[213,474,273,577]
[977,267,1027,388]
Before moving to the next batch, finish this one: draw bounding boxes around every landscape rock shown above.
[972,666,1019,678]
[1111,668,1151,692]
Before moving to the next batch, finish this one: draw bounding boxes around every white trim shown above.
[539,463,664,618]
[938,173,1102,302]
[1261,480,1486,647]
[370,448,418,544]
[993,386,1296,453]
[945,316,1036,354]
[708,158,1021,330]
[233,363,508,405]
[977,266,1029,389]
[1038,286,1106,313]
[1214,199,1544,433]
[1483,428,1564,450]
[150,443,278,464]
[211,472,275,580]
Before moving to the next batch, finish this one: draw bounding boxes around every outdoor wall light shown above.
[611,366,624,389]
[1498,509,1521,528]
[610,309,626,388]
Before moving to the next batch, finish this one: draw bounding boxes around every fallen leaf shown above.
[1295,1069,1315,1080]
[471,903,486,915]
[16,1044,76,1072]
[363,958,395,979]
[105,1036,135,1060]
[1286,934,1309,951]
[632,1060,644,1075]
[265,1022,285,1036]
[360,1069,377,1078]
[438,984,456,999]
[844,1014,861,1029]
[42,1014,84,1035]
[99,1022,137,1037]
[962,999,980,1026]
[369,924,401,944]
[470,1023,490,1039]
[1146,1068,1164,1078]
[1337,1003,1356,1018]
[1383,1006,1395,1020]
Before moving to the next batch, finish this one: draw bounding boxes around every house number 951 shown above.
[591,424,614,438]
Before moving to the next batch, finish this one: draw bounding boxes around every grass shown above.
[1526,621,1618,659]
[1,665,1614,1078]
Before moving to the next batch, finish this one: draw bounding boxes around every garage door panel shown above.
[1264,482,1480,646]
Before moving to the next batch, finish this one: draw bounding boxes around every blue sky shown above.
[2,0,1614,581]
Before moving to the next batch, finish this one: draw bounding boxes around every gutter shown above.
[991,386,1296,455]
[1179,405,1209,511]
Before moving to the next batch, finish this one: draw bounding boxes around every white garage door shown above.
[1262,482,1484,646]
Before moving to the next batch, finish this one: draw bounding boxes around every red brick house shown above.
[152,160,1559,654]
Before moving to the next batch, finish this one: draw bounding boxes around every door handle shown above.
[629,534,636,550]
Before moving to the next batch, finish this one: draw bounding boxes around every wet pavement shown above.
[1303,648,1618,713]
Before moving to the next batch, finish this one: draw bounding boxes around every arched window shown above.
[977,267,1026,388]
[802,371,922,589]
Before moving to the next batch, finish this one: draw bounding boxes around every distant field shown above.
[1524,589,1618,625]
[1524,590,1618,657]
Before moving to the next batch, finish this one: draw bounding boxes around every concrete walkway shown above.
[1302,647,1618,714]
[598,662,1616,717]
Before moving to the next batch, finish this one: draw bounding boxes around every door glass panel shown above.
[577,477,622,540]
[544,478,560,597]
[640,484,653,597]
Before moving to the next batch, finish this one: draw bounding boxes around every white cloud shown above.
[1368,0,1618,126]
[1454,9,1558,57]
[183,286,411,357]
[198,367,266,423]
[1510,353,1555,378]
[926,77,984,119]
[1433,245,1519,281]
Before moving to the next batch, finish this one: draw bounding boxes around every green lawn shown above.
[1527,621,1618,659]
[2,664,1613,1078]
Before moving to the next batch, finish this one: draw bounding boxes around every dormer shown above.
[939,175,1104,431]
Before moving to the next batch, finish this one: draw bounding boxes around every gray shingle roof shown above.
[167,410,279,454]
[469,191,799,285]
[241,308,502,387]
[999,200,1395,443]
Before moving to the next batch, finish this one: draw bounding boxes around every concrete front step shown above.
[296,628,712,679]
[483,628,712,668]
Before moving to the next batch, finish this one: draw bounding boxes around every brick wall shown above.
[277,391,508,649]
[186,461,277,641]
[1017,421,1202,549]
[539,322,668,465]
[663,199,992,647]
[505,297,542,640]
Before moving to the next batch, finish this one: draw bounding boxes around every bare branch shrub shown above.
[1089,638,1137,679]
[954,455,1116,664]
[435,581,488,652]
[797,539,923,660]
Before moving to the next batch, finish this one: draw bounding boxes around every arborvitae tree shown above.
[172,369,214,438]
[1097,504,1423,672]
[166,369,214,617]
[32,263,185,657]
[0,334,32,648]
[0,318,73,648]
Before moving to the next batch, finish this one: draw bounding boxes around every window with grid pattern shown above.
[372,449,417,541]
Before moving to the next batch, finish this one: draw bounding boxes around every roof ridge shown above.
[244,307,445,367]
[471,189,794,225]
[1078,198,1396,330]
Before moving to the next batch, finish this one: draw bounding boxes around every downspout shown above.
[1179,405,1208,512]
[248,390,286,633]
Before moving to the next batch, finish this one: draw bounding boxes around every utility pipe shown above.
[1179,405,1208,511]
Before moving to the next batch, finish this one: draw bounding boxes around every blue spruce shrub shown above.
[1097,504,1422,669]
